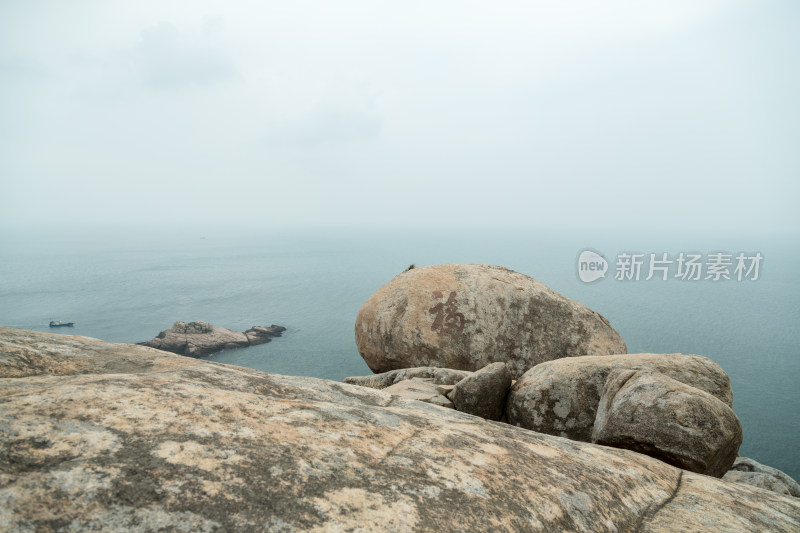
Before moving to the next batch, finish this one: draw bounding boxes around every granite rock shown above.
[449,362,512,420]
[506,353,733,442]
[355,264,626,379]
[139,320,284,357]
[592,369,742,477]
[724,457,800,498]
[2,327,798,532]
[344,366,473,389]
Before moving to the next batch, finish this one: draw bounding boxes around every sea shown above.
[1,226,798,481]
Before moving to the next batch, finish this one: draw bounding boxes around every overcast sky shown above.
[1,1,798,232]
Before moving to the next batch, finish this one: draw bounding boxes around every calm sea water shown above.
[1,226,798,480]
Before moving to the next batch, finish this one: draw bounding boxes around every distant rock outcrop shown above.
[2,327,799,531]
[355,264,627,379]
[139,320,285,357]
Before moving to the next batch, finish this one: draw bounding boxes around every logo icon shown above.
[577,249,608,283]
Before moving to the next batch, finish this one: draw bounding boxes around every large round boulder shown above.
[506,353,733,442]
[592,369,742,478]
[355,264,626,379]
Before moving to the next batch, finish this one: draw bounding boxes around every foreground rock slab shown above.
[506,353,733,442]
[139,320,285,357]
[1,327,799,532]
[355,264,626,379]
[724,457,800,498]
[592,369,742,478]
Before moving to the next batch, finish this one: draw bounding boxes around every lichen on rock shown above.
[1,327,799,532]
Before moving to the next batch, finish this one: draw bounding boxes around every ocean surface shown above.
[1,226,798,481]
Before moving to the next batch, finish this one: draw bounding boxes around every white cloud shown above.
[0,0,797,231]
[134,19,238,90]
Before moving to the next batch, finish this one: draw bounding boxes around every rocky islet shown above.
[139,320,286,357]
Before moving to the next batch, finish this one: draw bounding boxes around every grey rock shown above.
[724,457,800,498]
[450,362,512,420]
[355,264,626,379]
[427,396,455,409]
[592,369,742,478]
[343,366,473,389]
[506,352,734,442]
[1,327,799,532]
[139,320,284,357]
[244,324,286,345]
[382,380,454,409]
[383,379,439,400]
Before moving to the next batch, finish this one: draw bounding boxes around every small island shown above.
[138,320,286,357]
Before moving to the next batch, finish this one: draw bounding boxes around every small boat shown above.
[49,321,74,328]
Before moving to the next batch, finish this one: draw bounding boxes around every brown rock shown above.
[506,353,733,442]
[2,327,799,532]
[384,379,438,400]
[436,384,455,396]
[354,264,626,379]
[592,369,742,477]
[382,380,455,409]
[449,362,512,420]
[140,320,284,357]
[244,324,286,345]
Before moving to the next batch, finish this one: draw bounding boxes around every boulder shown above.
[506,353,733,442]
[592,369,742,477]
[355,264,626,379]
[724,457,800,498]
[383,379,455,409]
[2,327,799,531]
[139,320,284,357]
[343,366,473,389]
[449,362,512,420]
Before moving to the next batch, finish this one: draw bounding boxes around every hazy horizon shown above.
[2,1,799,234]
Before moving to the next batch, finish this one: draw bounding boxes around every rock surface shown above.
[355,264,626,379]
[724,457,800,498]
[139,320,285,357]
[506,353,733,442]
[244,324,287,345]
[2,327,799,532]
[592,369,742,478]
[343,366,473,389]
[383,379,455,409]
[449,362,512,420]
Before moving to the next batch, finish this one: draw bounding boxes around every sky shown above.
[1,1,798,232]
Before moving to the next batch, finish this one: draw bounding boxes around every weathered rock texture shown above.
[344,366,473,389]
[355,264,626,379]
[449,362,512,420]
[383,379,454,409]
[506,353,733,442]
[1,327,799,532]
[724,457,800,498]
[592,369,742,478]
[139,320,285,357]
